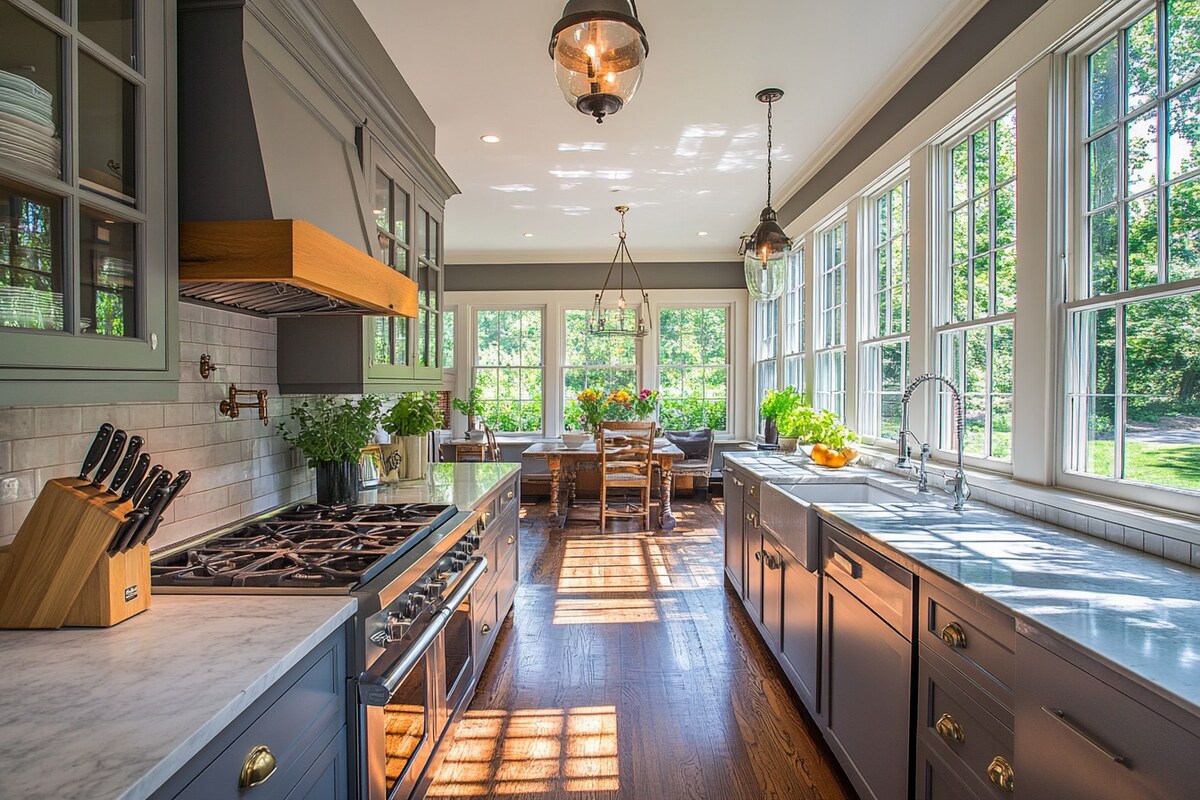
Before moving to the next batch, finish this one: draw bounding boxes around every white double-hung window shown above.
[783,248,806,392]
[936,108,1017,461]
[754,295,779,424]
[562,307,638,429]
[1066,0,1200,494]
[473,308,544,433]
[859,178,910,440]
[815,220,848,418]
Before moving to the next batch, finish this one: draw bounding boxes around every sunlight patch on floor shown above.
[552,597,660,624]
[427,706,620,796]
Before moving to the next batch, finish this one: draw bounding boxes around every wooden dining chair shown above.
[598,420,656,531]
[483,423,501,462]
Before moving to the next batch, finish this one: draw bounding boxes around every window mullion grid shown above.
[1156,2,1170,286]
[1114,301,1127,479]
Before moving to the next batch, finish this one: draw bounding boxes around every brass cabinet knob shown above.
[238,745,278,789]
[940,621,968,648]
[507,534,516,545]
[935,712,965,745]
[506,490,514,500]
[986,755,1015,793]
[481,622,492,635]
[748,483,758,496]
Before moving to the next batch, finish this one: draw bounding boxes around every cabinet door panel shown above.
[1015,635,1200,800]
[284,727,348,800]
[823,577,912,800]
[916,739,985,800]
[746,521,763,619]
[780,554,820,718]
[760,534,784,648]
[723,471,744,593]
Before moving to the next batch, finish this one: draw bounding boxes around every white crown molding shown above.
[773,0,989,207]
[445,245,739,265]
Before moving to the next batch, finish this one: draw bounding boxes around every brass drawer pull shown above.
[754,550,762,561]
[940,621,968,648]
[481,622,492,635]
[731,476,744,487]
[1041,707,1127,765]
[745,512,757,527]
[239,745,278,789]
[986,755,1015,792]
[507,534,516,545]
[506,490,514,500]
[935,712,965,745]
[748,483,758,497]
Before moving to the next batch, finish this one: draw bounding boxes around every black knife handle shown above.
[119,453,152,503]
[78,423,114,480]
[109,509,150,555]
[130,482,174,551]
[134,470,190,547]
[91,430,127,488]
[107,435,145,494]
[131,465,164,507]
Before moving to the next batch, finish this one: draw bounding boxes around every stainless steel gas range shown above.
[151,500,492,800]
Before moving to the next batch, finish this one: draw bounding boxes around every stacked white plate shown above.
[0,71,59,178]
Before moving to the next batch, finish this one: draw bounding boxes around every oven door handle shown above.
[358,555,489,706]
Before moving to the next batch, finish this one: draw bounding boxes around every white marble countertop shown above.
[0,595,356,800]
[367,462,520,508]
[729,453,1200,722]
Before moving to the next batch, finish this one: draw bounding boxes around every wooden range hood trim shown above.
[179,219,418,317]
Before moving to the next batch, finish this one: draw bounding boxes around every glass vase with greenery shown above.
[451,386,484,433]
[277,395,382,504]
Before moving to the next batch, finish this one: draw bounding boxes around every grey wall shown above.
[445,261,746,292]
[778,0,1049,225]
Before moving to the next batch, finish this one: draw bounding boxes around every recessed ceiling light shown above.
[697,231,709,236]
[523,232,535,238]
[480,134,501,144]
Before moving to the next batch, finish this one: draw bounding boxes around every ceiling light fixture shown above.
[738,88,792,301]
[480,134,501,143]
[549,0,648,124]
[523,232,535,238]
[697,231,708,236]
[591,205,649,337]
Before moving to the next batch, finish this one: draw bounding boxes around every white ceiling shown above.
[353,0,981,265]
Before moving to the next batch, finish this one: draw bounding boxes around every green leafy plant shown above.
[777,402,817,439]
[277,395,383,467]
[452,386,484,423]
[382,392,442,437]
[759,386,803,421]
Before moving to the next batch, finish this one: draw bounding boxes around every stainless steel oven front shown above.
[357,536,488,800]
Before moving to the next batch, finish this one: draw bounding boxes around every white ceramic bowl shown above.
[561,432,590,449]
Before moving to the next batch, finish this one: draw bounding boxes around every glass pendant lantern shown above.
[740,88,792,301]
[549,0,649,123]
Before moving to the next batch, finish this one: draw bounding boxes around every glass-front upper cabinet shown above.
[362,131,443,386]
[0,0,175,401]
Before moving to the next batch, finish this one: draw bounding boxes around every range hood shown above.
[176,0,450,317]
[179,220,417,316]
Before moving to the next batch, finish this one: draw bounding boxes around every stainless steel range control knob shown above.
[450,553,469,571]
[385,613,411,642]
[423,579,444,598]
[460,541,475,555]
[405,593,428,616]
[466,533,481,548]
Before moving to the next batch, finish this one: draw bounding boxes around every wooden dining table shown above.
[521,439,685,530]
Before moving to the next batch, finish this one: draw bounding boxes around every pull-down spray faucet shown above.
[897,373,969,510]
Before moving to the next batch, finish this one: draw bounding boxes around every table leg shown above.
[660,466,676,530]
[548,457,564,528]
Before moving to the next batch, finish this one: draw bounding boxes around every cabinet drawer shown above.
[173,637,345,799]
[920,580,1014,705]
[496,541,519,618]
[474,588,499,662]
[744,476,761,509]
[918,648,1014,799]
[496,480,518,517]
[823,523,913,639]
[1015,635,1200,800]
[916,739,988,800]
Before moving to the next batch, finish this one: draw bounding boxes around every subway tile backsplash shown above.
[0,303,313,551]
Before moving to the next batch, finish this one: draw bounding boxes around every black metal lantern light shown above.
[739,88,792,301]
[549,0,649,123]
[591,205,650,337]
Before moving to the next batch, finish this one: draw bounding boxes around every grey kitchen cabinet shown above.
[821,522,914,800]
[472,475,520,681]
[742,474,762,605]
[778,537,821,719]
[151,625,350,800]
[917,739,987,800]
[1014,634,1200,800]
[919,579,1015,708]
[723,467,745,594]
[0,0,179,404]
[759,531,784,648]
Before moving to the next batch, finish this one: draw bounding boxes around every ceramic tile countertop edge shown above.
[815,502,1200,726]
[0,595,356,800]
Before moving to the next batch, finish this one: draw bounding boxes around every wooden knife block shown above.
[0,478,152,629]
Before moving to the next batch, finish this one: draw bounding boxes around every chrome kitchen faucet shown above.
[897,373,969,510]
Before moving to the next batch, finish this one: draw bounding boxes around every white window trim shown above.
[656,301,735,436]
[469,304,548,436]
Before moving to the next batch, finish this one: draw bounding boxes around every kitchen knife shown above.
[130,464,164,507]
[133,470,191,548]
[118,453,152,504]
[124,476,175,551]
[106,435,145,495]
[77,423,114,481]
[108,509,150,555]
[90,429,127,489]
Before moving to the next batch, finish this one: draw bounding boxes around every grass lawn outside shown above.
[1083,440,1200,491]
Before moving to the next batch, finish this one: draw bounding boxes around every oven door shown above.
[359,556,489,800]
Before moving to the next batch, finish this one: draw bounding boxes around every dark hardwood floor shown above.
[426,497,857,800]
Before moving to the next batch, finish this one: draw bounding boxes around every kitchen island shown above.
[0,462,520,800]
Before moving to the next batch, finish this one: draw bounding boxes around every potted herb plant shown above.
[759,386,802,445]
[776,401,817,453]
[452,386,485,440]
[381,392,442,482]
[277,395,382,504]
